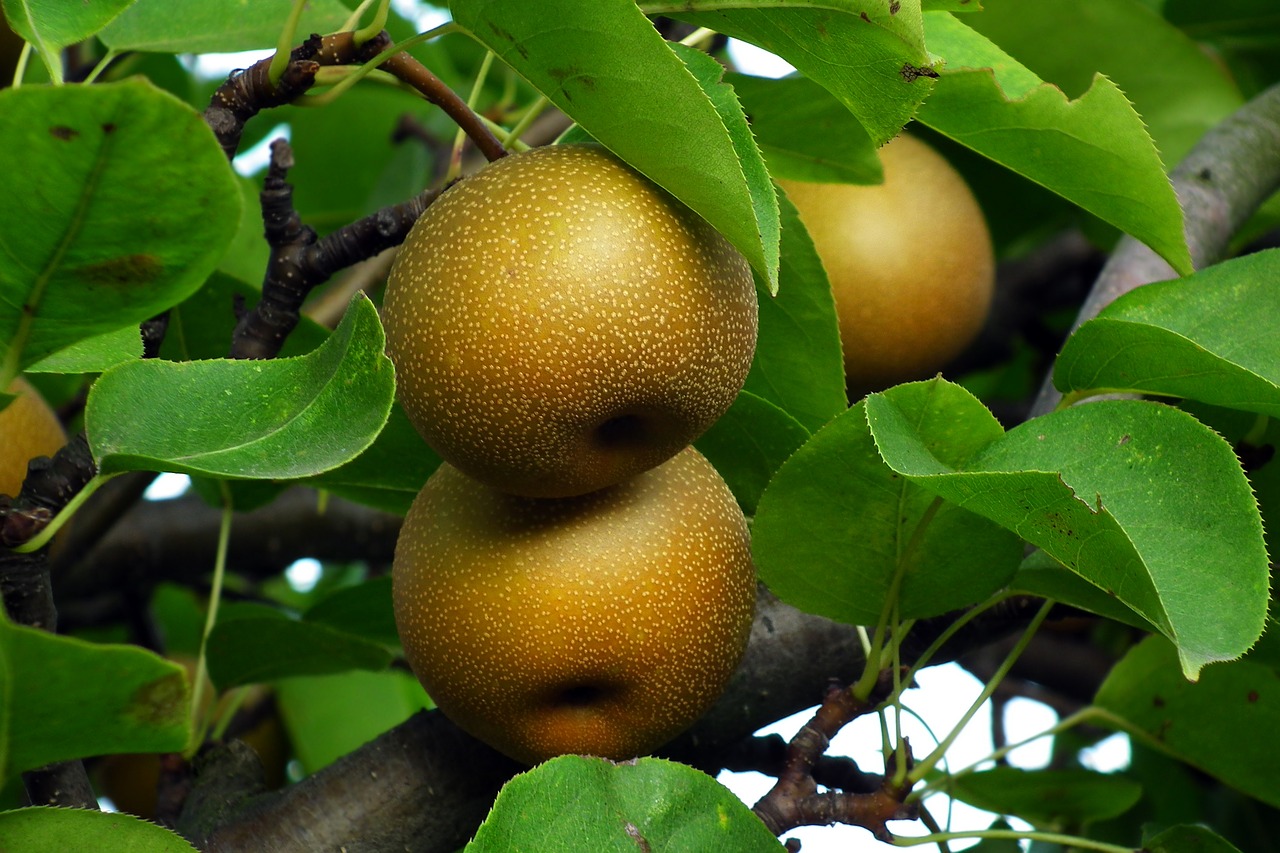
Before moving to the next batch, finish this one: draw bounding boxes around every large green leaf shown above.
[1055,250,1280,416]
[86,294,394,480]
[449,0,779,289]
[744,191,847,433]
[1095,636,1280,809]
[25,325,142,375]
[2,0,136,83]
[99,0,350,53]
[752,381,1023,626]
[651,0,937,146]
[961,0,1244,165]
[917,11,1191,275]
[0,807,199,853]
[0,79,240,376]
[866,387,1269,679]
[467,755,784,851]
[0,610,189,776]
[1145,825,1244,853]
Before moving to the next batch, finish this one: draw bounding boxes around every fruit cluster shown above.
[382,143,760,765]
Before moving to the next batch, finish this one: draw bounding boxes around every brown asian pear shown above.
[392,446,756,765]
[1,377,67,497]
[778,133,995,396]
[382,143,758,498]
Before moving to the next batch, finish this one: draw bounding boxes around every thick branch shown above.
[1031,80,1280,416]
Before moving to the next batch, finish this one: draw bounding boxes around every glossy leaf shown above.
[730,72,880,185]
[651,0,936,145]
[752,381,1022,626]
[86,294,395,480]
[206,605,393,690]
[467,755,784,851]
[867,388,1269,679]
[917,11,1191,274]
[450,0,779,288]
[99,0,350,53]
[2,0,136,82]
[744,191,847,433]
[948,766,1142,827]
[1012,551,1157,633]
[0,611,189,775]
[1095,636,1280,809]
[0,807,199,853]
[0,80,240,373]
[1055,250,1280,416]
[961,0,1244,164]
[694,390,810,515]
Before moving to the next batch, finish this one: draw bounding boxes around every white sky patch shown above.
[285,557,324,593]
[726,38,795,79]
[144,473,191,501]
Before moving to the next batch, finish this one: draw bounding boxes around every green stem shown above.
[82,49,119,84]
[445,49,496,182]
[268,0,310,87]
[907,599,1056,785]
[893,828,1134,852]
[901,591,1019,684]
[852,497,944,702]
[504,94,549,147]
[10,472,116,553]
[12,41,32,89]
[293,23,460,108]
[186,483,234,758]
[351,0,390,46]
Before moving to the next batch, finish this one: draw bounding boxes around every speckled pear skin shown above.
[1,378,66,497]
[382,143,758,498]
[392,447,756,765]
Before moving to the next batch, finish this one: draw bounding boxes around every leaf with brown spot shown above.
[0,78,239,372]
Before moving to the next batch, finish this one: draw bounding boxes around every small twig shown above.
[752,677,916,842]
[228,139,439,359]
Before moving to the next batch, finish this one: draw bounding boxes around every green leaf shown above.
[25,325,141,374]
[917,11,1191,275]
[301,402,441,515]
[303,576,400,649]
[1144,824,1244,853]
[730,72,881,185]
[206,608,393,690]
[2,0,136,83]
[1095,636,1280,810]
[450,0,779,289]
[0,807,199,853]
[743,190,847,433]
[695,390,810,515]
[651,0,937,146]
[99,0,350,53]
[0,610,190,775]
[867,390,1269,679]
[959,0,1244,165]
[948,767,1142,827]
[752,380,1022,626]
[0,79,240,374]
[276,669,432,774]
[1055,250,1280,416]
[86,294,395,480]
[467,755,784,851]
